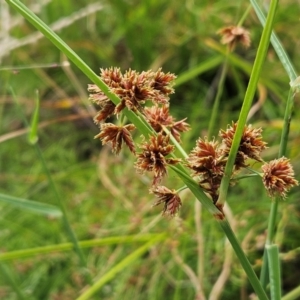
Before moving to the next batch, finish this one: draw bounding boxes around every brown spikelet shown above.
[262,157,299,199]
[218,25,251,50]
[135,133,180,185]
[151,186,182,216]
[95,123,136,154]
[186,138,226,203]
[144,105,190,143]
[220,122,267,170]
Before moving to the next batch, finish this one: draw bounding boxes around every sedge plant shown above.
[5,0,300,299]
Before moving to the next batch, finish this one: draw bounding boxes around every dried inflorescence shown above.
[151,186,182,216]
[218,25,251,50]
[262,157,299,199]
[95,123,136,155]
[89,66,298,217]
[88,67,176,123]
[135,133,180,185]
[144,105,190,142]
[220,122,267,170]
[186,138,226,202]
[187,123,270,203]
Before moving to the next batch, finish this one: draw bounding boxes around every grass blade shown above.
[28,90,40,145]
[0,193,62,217]
[175,55,223,86]
[250,0,297,82]
[0,234,166,262]
[76,235,165,300]
[266,244,281,300]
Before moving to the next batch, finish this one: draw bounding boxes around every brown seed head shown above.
[88,83,116,123]
[95,123,136,154]
[186,138,225,176]
[186,138,225,203]
[220,122,267,169]
[218,25,251,50]
[151,186,182,216]
[150,68,177,103]
[144,105,190,142]
[88,68,177,121]
[135,133,180,185]
[262,157,299,199]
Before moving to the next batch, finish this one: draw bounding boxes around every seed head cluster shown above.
[89,66,298,216]
[89,68,185,216]
[218,25,251,50]
[262,157,298,199]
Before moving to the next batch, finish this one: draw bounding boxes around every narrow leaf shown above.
[28,90,40,144]
[266,244,281,300]
[0,193,62,217]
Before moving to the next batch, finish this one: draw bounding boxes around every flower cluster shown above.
[135,134,180,186]
[89,68,188,216]
[89,67,298,216]
[88,67,176,123]
[187,122,298,202]
[220,122,267,170]
[218,25,251,50]
[144,105,190,143]
[262,157,298,199]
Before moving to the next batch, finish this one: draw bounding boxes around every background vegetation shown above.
[0,0,299,299]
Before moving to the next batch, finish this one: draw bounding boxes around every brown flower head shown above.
[135,133,180,185]
[88,83,116,123]
[218,26,251,50]
[151,186,182,216]
[95,123,136,154]
[88,68,177,121]
[220,122,267,169]
[113,69,155,114]
[144,105,190,142]
[187,138,224,176]
[150,68,176,104]
[186,138,225,202]
[262,157,299,199]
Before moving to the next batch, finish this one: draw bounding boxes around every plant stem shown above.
[217,0,279,205]
[207,51,229,139]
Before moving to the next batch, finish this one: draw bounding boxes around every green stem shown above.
[0,234,166,262]
[76,235,164,300]
[0,263,26,300]
[219,219,269,300]
[207,52,229,139]
[282,286,300,300]
[217,0,279,205]
[266,244,281,300]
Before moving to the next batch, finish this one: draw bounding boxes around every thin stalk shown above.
[282,286,300,300]
[219,219,269,300]
[237,5,252,27]
[0,263,26,300]
[250,0,297,82]
[0,234,165,262]
[260,88,297,288]
[218,0,279,205]
[266,244,281,300]
[207,52,229,139]
[76,235,164,300]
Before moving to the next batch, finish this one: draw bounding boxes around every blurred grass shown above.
[1,0,300,299]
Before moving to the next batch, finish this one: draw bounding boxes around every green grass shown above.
[1,0,300,299]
